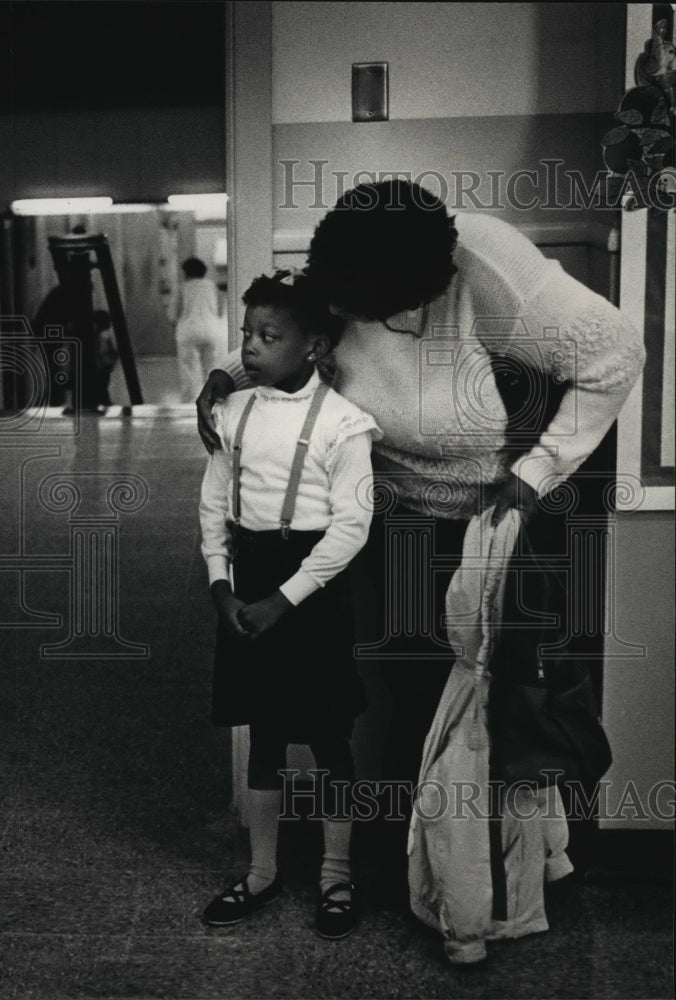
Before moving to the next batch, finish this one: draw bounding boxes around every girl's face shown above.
[240,305,316,393]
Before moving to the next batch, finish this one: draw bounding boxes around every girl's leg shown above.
[308,737,355,896]
[202,723,286,925]
[246,790,282,893]
[246,722,288,893]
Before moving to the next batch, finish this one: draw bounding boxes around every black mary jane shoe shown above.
[203,874,283,926]
[315,882,360,940]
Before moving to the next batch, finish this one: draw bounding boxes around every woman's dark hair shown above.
[242,271,343,347]
[181,256,208,279]
[306,179,458,320]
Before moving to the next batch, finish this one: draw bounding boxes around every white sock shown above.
[246,788,282,894]
[320,819,352,901]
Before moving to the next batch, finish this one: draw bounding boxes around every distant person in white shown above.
[175,256,227,402]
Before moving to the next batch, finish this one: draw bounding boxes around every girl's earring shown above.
[307,353,315,361]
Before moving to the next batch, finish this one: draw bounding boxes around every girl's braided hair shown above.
[242,270,343,347]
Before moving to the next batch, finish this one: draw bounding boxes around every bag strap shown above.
[508,520,570,663]
[231,394,256,524]
[230,380,330,536]
[279,381,330,537]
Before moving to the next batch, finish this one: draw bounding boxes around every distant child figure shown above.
[199,270,381,939]
[175,257,226,402]
[93,310,118,406]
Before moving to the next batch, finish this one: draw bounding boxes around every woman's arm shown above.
[491,265,646,498]
[196,347,252,453]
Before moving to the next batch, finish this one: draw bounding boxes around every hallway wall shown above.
[272,2,624,121]
[0,106,225,209]
[271,2,625,240]
[601,513,675,830]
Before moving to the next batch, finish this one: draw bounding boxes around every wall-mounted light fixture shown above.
[11,197,114,216]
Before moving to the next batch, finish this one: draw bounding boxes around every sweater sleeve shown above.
[220,347,252,391]
[279,431,375,605]
[199,416,234,585]
[489,263,646,495]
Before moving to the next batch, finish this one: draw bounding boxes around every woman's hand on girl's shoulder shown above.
[197,369,236,454]
[237,590,293,639]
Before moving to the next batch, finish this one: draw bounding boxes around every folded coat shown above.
[407,507,573,965]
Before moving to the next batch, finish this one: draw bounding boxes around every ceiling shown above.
[1,0,226,113]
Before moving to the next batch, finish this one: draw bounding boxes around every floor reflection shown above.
[109,355,184,407]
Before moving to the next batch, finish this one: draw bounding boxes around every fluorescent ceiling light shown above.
[97,203,158,214]
[11,197,114,216]
[166,193,228,220]
[102,201,159,215]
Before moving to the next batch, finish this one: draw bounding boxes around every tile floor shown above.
[108,356,184,407]
[1,410,673,1000]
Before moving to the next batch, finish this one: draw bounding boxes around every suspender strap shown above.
[279,381,330,537]
[230,380,330,537]
[231,394,256,524]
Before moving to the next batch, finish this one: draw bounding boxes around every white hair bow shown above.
[277,267,303,286]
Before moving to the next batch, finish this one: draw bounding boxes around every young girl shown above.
[199,270,381,939]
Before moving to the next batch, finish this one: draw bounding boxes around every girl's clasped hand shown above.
[210,579,292,638]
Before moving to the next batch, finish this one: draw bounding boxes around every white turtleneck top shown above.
[199,370,383,605]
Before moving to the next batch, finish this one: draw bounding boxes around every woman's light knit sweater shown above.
[224,213,645,519]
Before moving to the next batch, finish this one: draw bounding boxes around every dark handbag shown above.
[488,525,612,791]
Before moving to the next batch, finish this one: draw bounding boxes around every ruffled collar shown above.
[255,368,322,401]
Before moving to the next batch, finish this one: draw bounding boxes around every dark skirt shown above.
[212,527,366,741]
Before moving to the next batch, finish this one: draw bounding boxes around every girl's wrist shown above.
[270,589,293,611]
